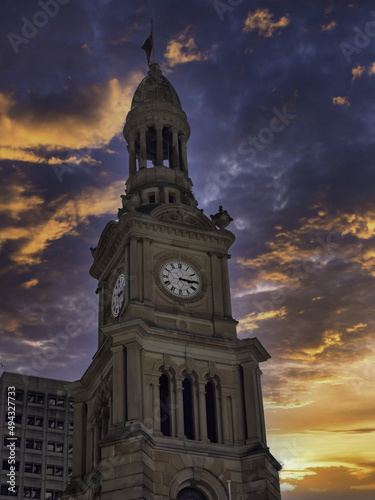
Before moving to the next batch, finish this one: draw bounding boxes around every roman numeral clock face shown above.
[160,261,200,299]
[111,274,126,317]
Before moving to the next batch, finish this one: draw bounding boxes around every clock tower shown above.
[63,61,281,500]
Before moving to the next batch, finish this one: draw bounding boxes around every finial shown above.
[141,19,155,66]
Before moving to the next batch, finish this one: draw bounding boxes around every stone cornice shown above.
[89,209,235,280]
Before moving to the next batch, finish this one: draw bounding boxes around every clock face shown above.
[160,261,200,298]
[112,274,126,317]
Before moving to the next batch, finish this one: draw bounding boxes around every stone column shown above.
[142,238,153,302]
[155,122,164,166]
[139,125,148,169]
[221,254,232,318]
[209,252,224,318]
[93,418,101,467]
[221,393,230,444]
[242,361,267,447]
[111,346,126,426]
[152,380,162,435]
[198,382,208,442]
[126,342,142,421]
[179,134,188,172]
[176,377,185,438]
[72,402,86,478]
[128,132,136,174]
[129,237,140,301]
[171,127,180,169]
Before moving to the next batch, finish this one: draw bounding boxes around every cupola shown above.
[119,62,197,217]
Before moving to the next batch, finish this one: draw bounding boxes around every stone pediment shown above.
[151,205,216,229]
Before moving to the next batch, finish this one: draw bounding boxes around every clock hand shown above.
[179,278,198,284]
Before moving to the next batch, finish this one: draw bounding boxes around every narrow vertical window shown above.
[182,378,194,439]
[159,374,171,436]
[205,381,217,443]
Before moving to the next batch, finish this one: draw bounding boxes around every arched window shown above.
[205,381,217,443]
[159,374,171,436]
[182,378,194,439]
[177,487,207,500]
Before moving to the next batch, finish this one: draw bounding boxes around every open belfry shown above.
[63,48,281,500]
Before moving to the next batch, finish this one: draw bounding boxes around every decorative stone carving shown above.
[209,361,216,378]
[118,192,141,218]
[186,358,194,374]
[210,206,233,229]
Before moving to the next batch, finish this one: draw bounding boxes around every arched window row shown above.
[158,371,221,443]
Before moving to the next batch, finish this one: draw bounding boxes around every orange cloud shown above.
[0,74,142,164]
[237,307,286,332]
[322,20,336,31]
[164,26,211,67]
[352,64,366,82]
[243,8,290,37]
[21,279,39,289]
[0,180,124,266]
[333,95,350,107]
[368,62,375,75]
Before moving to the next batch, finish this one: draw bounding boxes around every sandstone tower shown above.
[63,59,281,500]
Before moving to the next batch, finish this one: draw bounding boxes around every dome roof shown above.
[131,62,182,109]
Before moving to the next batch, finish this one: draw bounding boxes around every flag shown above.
[141,32,153,65]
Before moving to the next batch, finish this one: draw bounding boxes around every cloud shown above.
[21,279,39,289]
[0,74,142,164]
[352,64,366,82]
[322,20,336,31]
[368,62,375,75]
[333,96,350,107]
[243,8,290,38]
[237,307,286,332]
[164,26,211,67]
[0,180,124,266]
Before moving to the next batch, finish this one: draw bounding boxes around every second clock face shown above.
[160,260,200,298]
[112,274,126,317]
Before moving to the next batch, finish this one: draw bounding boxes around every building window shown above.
[2,460,19,471]
[27,392,44,405]
[47,442,63,453]
[168,194,175,203]
[15,390,23,402]
[49,396,65,408]
[205,381,217,443]
[25,439,42,450]
[1,484,18,496]
[24,463,41,474]
[149,193,156,204]
[7,413,22,424]
[23,487,40,499]
[182,378,194,439]
[48,419,64,430]
[177,487,207,499]
[4,437,20,447]
[45,491,61,500]
[27,416,43,427]
[69,399,74,409]
[47,466,63,476]
[159,374,171,437]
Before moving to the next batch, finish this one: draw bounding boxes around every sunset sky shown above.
[1,0,375,498]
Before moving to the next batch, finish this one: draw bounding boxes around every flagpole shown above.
[151,19,155,63]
